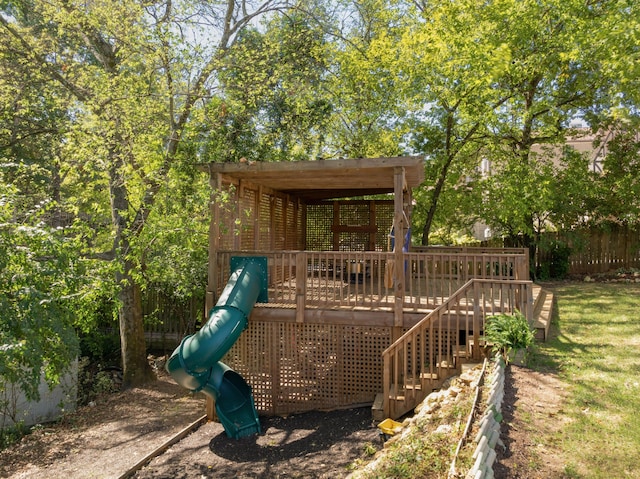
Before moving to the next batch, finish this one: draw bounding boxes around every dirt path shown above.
[0,373,380,479]
[0,375,206,479]
[494,364,569,478]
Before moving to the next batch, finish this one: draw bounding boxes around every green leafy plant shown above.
[483,311,535,363]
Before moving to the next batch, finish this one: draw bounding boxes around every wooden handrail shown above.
[381,278,533,418]
[213,250,530,314]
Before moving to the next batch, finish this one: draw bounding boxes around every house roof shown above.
[200,156,426,201]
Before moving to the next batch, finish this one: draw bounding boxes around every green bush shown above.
[76,358,121,406]
[538,239,572,279]
[0,422,29,451]
[484,311,535,362]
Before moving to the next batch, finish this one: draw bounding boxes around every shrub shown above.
[483,311,535,362]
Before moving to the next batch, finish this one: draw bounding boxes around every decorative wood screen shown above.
[306,200,394,252]
[223,320,391,415]
[215,182,304,251]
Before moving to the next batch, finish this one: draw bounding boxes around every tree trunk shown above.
[421,153,455,246]
[117,261,155,388]
[108,144,154,388]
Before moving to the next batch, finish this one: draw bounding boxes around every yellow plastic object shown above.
[377,418,403,436]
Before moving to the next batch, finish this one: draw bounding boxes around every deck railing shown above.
[214,249,529,312]
[381,279,534,419]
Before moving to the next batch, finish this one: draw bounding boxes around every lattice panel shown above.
[340,231,369,252]
[215,183,304,252]
[306,203,333,250]
[285,201,298,249]
[375,202,394,251]
[217,192,236,250]
[258,192,271,249]
[273,197,285,250]
[223,321,276,415]
[341,326,392,404]
[339,202,370,226]
[239,188,256,250]
[223,321,394,416]
[306,200,395,252]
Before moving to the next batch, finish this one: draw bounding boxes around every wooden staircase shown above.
[373,279,554,420]
[532,284,554,341]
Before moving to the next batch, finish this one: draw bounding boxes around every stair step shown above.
[371,393,385,421]
[453,345,470,358]
[533,287,554,341]
[436,360,457,370]
[404,383,422,391]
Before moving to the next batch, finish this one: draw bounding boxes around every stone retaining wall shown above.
[466,356,505,479]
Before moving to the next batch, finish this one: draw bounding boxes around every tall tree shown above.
[197,9,332,163]
[1,0,290,387]
[320,0,408,158]
[389,0,513,244]
[391,0,630,248]
[477,0,603,255]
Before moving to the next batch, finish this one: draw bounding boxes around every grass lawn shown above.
[529,282,640,478]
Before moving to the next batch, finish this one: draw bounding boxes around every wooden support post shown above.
[233,181,241,250]
[393,167,406,330]
[207,172,222,313]
[254,186,261,250]
[301,199,307,250]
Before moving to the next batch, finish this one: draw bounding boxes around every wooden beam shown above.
[117,414,208,479]
[206,174,223,423]
[331,225,378,233]
[249,306,465,328]
[393,167,406,329]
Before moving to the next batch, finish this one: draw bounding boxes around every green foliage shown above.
[484,311,535,362]
[1,0,297,386]
[78,330,120,366]
[0,421,29,451]
[537,239,572,280]
[76,357,121,407]
[0,185,81,401]
[589,121,640,225]
[199,12,333,163]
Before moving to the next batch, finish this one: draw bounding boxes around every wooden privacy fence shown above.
[540,225,640,275]
[214,249,529,313]
[142,289,204,351]
[382,279,533,419]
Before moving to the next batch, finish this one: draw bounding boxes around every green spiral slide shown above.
[166,256,268,439]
